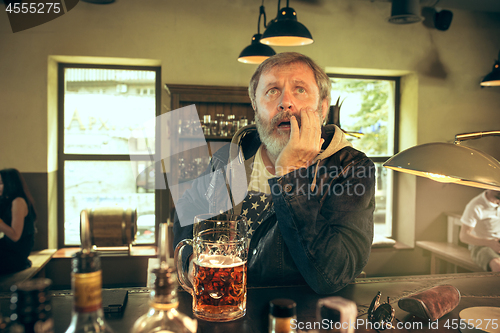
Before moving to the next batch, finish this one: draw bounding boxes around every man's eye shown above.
[297,87,305,93]
[267,88,279,95]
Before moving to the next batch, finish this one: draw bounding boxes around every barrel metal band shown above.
[121,209,128,245]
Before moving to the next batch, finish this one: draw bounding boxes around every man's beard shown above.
[254,104,324,162]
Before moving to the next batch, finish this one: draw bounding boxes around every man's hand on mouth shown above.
[274,109,324,177]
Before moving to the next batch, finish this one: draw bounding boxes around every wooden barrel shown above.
[87,207,137,247]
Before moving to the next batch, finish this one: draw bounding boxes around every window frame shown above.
[328,73,400,238]
[57,63,162,248]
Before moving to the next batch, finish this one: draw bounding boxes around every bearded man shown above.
[173,52,375,294]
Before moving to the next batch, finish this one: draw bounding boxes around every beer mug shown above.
[174,213,248,322]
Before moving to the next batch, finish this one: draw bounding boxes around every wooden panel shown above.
[446,212,462,245]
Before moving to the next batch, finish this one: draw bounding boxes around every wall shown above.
[1,0,499,278]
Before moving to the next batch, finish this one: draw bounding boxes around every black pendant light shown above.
[238,5,276,64]
[480,50,500,87]
[260,0,313,46]
[81,0,115,3]
[388,0,423,24]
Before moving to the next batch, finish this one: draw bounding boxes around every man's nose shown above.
[278,90,294,111]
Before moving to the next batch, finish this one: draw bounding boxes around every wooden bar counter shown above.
[1,272,499,332]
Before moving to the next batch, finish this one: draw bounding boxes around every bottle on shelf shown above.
[202,115,211,135]
[130,222,197,333]
[239,116,248,129]
[216,113,226,136]
[226,115,234,136]
[210,120,218,137]
[64,211,114,333]
[8,278,54,333]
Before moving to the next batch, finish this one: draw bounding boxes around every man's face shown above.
[486,190,500,205]
[253,62,328,157]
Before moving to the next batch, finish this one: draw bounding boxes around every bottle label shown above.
[72,270,102,313]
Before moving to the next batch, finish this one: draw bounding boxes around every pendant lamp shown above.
[260,0,313,46]
[383,131,500,191]
[388,0,423,24]
[480,50,500,87]
[81,0,115,3]
[238,5,276,64]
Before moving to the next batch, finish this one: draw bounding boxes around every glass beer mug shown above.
[174,213,249,322]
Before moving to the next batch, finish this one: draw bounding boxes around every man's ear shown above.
[320,99,329,122]
[251,101,256,111]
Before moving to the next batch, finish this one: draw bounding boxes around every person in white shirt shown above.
[460,190,500,272]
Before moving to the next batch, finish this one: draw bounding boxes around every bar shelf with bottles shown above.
[165,84,255,225]
[178,114,253,141]
[176,113,255,183]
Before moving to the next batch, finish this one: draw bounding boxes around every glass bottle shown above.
[130,222,197,333]
[239,116,248,129]
[269,299,297,333]
[8,278,54,333]
[63,250,114,333]
[218,113,228,136]
[202,115,211,135]
[210,120,218,137]
[0,302,10,333]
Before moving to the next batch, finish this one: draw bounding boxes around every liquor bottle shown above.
[130,222,197,333]
[202,115,211,135]
[269,299,297,333]
[63,250,114,333]
[9,278,54,333]
[0,302,10,333]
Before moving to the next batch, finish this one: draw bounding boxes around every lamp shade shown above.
[82,0,115,3]
[388,0,423,24]
[383,142,500,191]
[260,7,313,46]
[480,60,500,87]
[238,34,276,64]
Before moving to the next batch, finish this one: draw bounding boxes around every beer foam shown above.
[196,254,244,268]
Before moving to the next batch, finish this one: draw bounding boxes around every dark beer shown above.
[192,254,247,321]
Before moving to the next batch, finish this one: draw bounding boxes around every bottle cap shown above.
[270,298,296,318]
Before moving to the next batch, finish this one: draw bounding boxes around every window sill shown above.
[52,246,157,259]
[371,240,413,252]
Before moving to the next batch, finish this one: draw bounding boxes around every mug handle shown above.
[174,238,194,294]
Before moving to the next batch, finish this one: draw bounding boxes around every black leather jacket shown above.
[173,124,375,294]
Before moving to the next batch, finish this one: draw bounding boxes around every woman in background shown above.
[0,168,37,274]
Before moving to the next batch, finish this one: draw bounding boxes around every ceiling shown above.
[370,0,500,13]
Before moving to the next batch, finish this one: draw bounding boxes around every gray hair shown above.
[248,52,331,109]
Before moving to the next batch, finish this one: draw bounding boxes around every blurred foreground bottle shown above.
[64,210,114,333]
[130,222,196,333]
[9,278,53,333]
[63,251,113,333]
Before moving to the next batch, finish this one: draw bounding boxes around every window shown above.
[329,75,399,238]
[58,65,161,246]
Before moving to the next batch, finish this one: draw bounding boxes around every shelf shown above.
[179,135,232,141]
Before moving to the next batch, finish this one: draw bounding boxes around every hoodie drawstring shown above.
[310,159,321,192]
